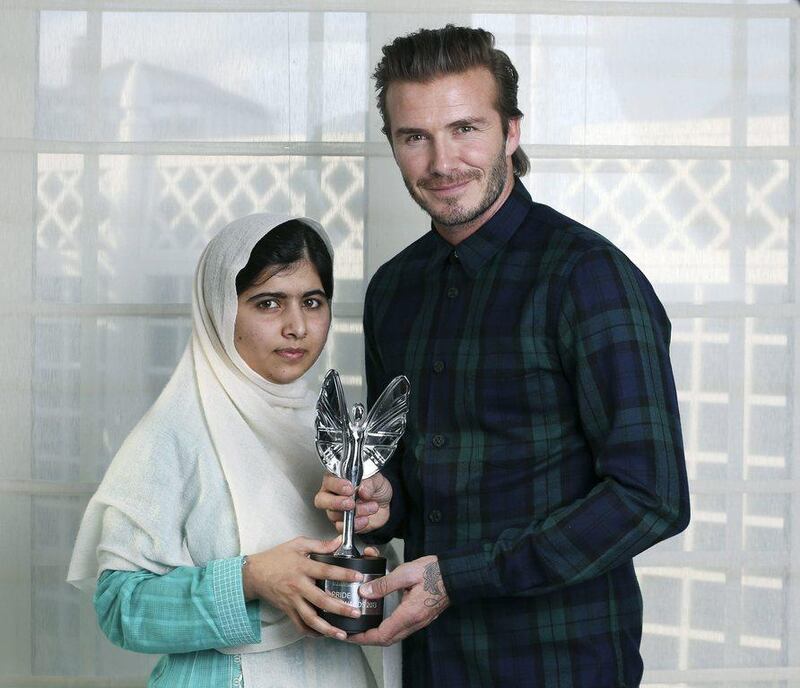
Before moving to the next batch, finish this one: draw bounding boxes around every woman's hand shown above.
[241,536,378,641]
[314,473,393,534]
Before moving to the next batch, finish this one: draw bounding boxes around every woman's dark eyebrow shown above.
[246,291,285,302]
[246,289,326,303]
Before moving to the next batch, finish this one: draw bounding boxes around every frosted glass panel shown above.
[2,4,798,686]
[37,12,368,143]
[671,318,792,482]
[28,493,158,676]
[519,16,793,146]
[35,153,365,304]
[22,314,363,486]
[527,159,792,304]
[638,563,791,674]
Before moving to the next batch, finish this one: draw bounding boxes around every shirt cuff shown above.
[209,556,261,646]
[437,542,501,604]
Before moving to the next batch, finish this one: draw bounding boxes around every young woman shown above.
[68,215,377,687]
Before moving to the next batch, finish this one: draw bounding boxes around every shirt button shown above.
[447,286,459,299]
[432,434,445,448]
[433,360,445,373]
[428,509,442,523]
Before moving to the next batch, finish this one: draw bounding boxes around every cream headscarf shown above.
[67,213,336,652]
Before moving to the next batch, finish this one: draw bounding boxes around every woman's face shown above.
[234,259,331,384]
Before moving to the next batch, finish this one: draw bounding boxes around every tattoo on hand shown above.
[422,562,446,609]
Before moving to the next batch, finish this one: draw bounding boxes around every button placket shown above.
[232,654,243,686]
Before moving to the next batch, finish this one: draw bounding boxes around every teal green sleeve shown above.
[94,556,261,654]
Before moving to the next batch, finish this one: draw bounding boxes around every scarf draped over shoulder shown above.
[67,214,335,652]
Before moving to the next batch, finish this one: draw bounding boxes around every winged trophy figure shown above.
[315,369,410,557]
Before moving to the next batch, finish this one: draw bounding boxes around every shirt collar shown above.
[428,178,533,278]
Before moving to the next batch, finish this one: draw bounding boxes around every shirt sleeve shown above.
[438,246,690,603]
[94,556,261,654]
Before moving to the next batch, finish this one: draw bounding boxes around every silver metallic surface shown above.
[323,574,383,615]
[315,369,410,558]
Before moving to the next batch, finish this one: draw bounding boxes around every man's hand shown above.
[314,473,392,534]
[346,555,450,646]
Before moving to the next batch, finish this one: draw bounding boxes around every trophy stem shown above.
[335,507,360,558]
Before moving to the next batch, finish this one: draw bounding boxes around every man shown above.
[316,25,690,687]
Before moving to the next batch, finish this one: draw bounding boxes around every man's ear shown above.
[505,116,522,157]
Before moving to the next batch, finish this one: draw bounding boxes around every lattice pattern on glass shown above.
[36,155,84,301]
[529,159,790,303]
[152,156,305,250]
[36,154,364,304]
[640,313,792,675]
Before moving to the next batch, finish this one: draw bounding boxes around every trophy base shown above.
[309,553,386,633]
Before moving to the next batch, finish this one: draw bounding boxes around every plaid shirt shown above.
[364,180,690,688]
[95,558,259,687]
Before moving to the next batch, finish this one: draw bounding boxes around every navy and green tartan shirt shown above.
[363,179,690,688]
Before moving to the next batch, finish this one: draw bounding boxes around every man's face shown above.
[385,67,520,241]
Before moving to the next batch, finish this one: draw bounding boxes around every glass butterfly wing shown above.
[361,375,411,479]
[314,369,350,477]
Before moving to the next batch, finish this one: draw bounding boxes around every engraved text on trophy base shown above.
[323,574,383,616]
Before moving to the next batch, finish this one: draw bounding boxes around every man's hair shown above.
[373,24,529,177]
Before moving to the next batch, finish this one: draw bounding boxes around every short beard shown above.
[404,147,510,229]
